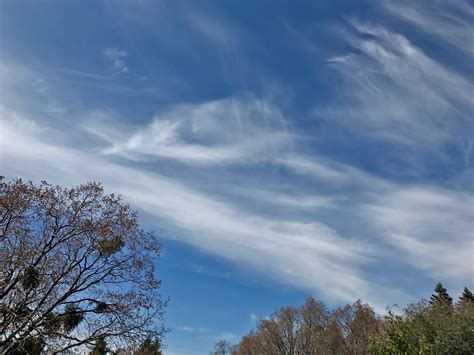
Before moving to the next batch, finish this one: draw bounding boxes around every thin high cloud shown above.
[185,10,236,48]
[0,109,380,307]
[362,186,474,282]
[318,16,474,167]
[88,96,293,165]
[383,0,474,57]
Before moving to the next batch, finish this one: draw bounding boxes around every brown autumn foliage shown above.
[0,178,167,353]
[229,298,381,355]
[221,284,474,355]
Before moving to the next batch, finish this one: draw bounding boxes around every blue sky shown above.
[0,0,473,353]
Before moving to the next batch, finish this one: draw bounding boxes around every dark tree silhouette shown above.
[459,287,474,305]
[430,282,453,306]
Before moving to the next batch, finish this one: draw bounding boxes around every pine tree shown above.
[90,337,108,355]
[458,287,474,305]
[137,337,163,355]
[430,282,453,306]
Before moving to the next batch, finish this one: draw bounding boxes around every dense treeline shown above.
[213,283,474,355]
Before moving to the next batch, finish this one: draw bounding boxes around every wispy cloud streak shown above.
[89,96,293,165]
[383,0,474,57]
[317,17,474,166]
[0,109,381,306]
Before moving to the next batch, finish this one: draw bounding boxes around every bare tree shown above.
[299,297,329,354]
[235,332,264,355]
[211,339,233,355]
[0,178,167,354]
[334,300,380,354]
[256,306,301,355]
[232,298,381,355]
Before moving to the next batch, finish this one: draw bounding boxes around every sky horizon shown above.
[1,1,473,353]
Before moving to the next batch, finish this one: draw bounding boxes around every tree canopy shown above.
[0,178,167,354]
[224,298,381,354]
[220,283,474,354]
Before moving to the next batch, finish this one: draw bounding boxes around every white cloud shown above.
[54,67,115,80]
[230,186,341,211]
[383,0,474,57]
[89,96,293,165]
[361,186,474,284]
[249,313,257,322]
[191,264,231,279]
[176,326,210,333]
[277,153,390,192]
[103,47,129,73]
[316,19,474,164]
[0,108,385,308]
[185,10,236,48]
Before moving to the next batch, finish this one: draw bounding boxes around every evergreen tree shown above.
[430,282,453,306]
[137,337,163,355]
[459,287,474,305]
[90,337,108,355]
